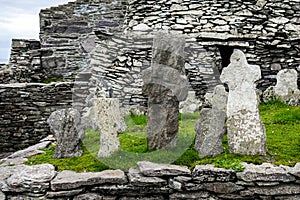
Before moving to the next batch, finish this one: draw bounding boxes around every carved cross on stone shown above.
[142,33,188,150]
[220,49,266,155]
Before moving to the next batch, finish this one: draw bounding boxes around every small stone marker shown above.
[48,108,84,158]
[263,69,300,105]
[220,49,266,155]
[94,98,126,158]
[275,69,299,96]
[194,85,227,158]
[142,33,188,150]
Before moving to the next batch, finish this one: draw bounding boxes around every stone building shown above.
[0,0,299,152]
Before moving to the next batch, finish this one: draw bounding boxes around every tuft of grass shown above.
[26,100,299,172]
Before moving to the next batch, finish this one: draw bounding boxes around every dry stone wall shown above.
[1,161,300,199]
[42,0,299,103]
[2,0,298,103]
[0,82,73,153]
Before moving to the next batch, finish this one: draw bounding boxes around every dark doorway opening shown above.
[217,45,234,69]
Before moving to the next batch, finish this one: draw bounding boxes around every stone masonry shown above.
[0,82,73,153]
[0,160,300,199]
[1,0,299,103]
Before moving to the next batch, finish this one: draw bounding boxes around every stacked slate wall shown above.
[39,0,299,103]
[0,82,73,152]
[1,162,300,200]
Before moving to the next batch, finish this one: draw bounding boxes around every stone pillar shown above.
[142,33,188,150]
[94,98,126,158]
[220,49,266,155]
[194,85,228,158]
[47,108,84,159]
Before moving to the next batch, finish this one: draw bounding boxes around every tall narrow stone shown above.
[48,108,84,158]
[220,49,266,155]
[194,85,228,158]
[142,33,188,150]
[94,98,126,158]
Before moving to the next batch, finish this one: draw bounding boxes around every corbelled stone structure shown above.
[0,0,299,153]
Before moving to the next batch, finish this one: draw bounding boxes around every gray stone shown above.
[203,182,244,194]
[275,69,299,97]
[142,33,188,150]
[47,188,84,198]
[93,98,126,158]
[194,108,226,158]
[137,161,191,177]
[204,85,228,112]
[48,108,84,158]
[2,164,56,193]
[51,169,127,191]
[237,163,296,182]
[290,163,300,178]
[192,165,236,182]
[220,49,266,155]
[179,91,201,113]
[132,23,151,31]
[74,193,103,200]
[1,141,50,161]
[169,192,211,200]
[0,191,4,200]
[128,168,167,186]
[249,184,300,196]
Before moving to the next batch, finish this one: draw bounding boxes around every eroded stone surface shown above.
[237,163,295,182]
[263,69,300,106]
[275,69,299,97]
[138,161,191,177]
[142,33,188,150]
[204,85,228,112]
[220,49,266,155]
[128,168,167,186]
[48,108,84,158]
[2,164,56,193]
[194,108,226,158]
[192,165,236,182]
[203,182,244,194]
[74,193,103,200]
[93,98,126,158]
[179,91,201,113]
[51,169,127,191]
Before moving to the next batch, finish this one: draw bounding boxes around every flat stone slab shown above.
[128,168,167,186]
[51,169,127,191]
[2,164,56,193]
[137,161,191,177]
[192,164,236,182]
[237,163,296,182]
[290,163,300,178]
[0,141,51,166]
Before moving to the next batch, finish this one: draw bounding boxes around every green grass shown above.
[26,100,300,172]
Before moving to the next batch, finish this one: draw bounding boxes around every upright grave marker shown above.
[220,49,266,155]
[142,33,188,150]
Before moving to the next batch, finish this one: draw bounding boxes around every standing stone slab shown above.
[204,85,228,112]
[275,69,299,97]
[220,49,266,155]
[194,108,226,158]
[94,98,126,158]
[48,108,84,158]
[142,33,188,150]
[194,85,228,158]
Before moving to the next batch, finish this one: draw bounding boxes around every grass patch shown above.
[26,100,300,172]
